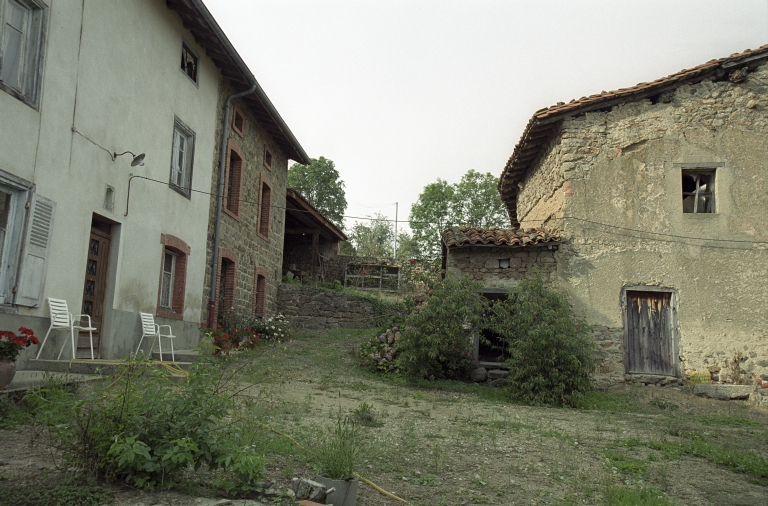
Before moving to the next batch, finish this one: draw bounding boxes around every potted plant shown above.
[312,416,361,506]
[0,327,38,390]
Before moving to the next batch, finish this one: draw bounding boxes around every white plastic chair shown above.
[36,298,96,360]
[135,312,175,362]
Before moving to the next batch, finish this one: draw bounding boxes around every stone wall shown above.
[515,62,768,384]
[277,284,375,329]
[444,246,557,289]
[202,78,289,321]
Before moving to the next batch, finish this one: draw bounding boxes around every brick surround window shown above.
[253,267,267,317]
[157,234,190,320]
[215,248,236,323]
[258,175,272,241]
[223,141,244,218]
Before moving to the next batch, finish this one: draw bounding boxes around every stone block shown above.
[471,367,487,382]
[488,369,509,380]
[693,384,755,400]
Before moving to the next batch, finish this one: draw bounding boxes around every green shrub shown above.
[396,276,487,380]
[310,416,362,480]
[27,356,265,493]
[489,273,594,406]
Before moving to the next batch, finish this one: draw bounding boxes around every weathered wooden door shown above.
[625,291,677,376]
[80,219,111,355]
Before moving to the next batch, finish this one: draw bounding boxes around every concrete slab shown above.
[1,370,102,394]
[28,358,193,375]
[693,384,756,400]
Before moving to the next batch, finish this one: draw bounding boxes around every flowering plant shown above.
[0,327,39,361]
[359,327,401,373]
[201,323,261,356]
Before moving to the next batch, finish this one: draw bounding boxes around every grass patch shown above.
[601,485,675,506]
[0,484,114,506]
[577,391,640,412]
[640,438,768,479]
[604,450,650,476]
[700,415,760,427]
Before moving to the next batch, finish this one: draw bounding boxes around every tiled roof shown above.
[498,45,768,226]
[442,226,558,248]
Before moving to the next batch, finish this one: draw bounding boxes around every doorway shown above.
[624,289,678,377]
[80,217,112,356]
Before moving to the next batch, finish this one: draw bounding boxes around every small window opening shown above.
[232,109,244,136]
[225,149,242,215]
[263,147,272,169]
[181,42,198,83]
[682,170,715,213]
[104,185,114,213]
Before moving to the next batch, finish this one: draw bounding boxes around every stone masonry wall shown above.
[202,78,289,321]
[277,284,375,329]
[444,246,557,289]
[516,63,768,385]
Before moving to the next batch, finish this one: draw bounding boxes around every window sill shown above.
[0,304,19,315]
[223,207,240,222]
[157,309,183,321]
[169,183,191,200]
[257,232,270,243]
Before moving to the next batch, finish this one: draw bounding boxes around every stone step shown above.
[151,349,205,363]
[693,384,757,400]
[27,358,193,375]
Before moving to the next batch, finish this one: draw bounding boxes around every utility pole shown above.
[394,202,398,258]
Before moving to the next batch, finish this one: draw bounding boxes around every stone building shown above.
[498,46,768,385]
[441,227,559,291]
[202,68,309,324]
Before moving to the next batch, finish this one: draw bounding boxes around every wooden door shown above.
[625,291,677,376]
[80,219,111,354]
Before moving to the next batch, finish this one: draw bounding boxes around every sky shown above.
[204,0,768,233]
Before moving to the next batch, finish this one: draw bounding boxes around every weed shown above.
[601,485,675,505]
[351,402,383,427]
[649,397,679,411]
[309,416,362,480]
[604,450,650,476]
[700,415,759,427]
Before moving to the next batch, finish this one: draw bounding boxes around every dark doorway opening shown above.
[478,290,509,365]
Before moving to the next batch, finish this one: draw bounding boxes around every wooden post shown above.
[311,232,319,280]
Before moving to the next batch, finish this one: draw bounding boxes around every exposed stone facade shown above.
[202,79,290,322]
[444,246,557,289]
[513,61,768,385]
[277,284,375,329]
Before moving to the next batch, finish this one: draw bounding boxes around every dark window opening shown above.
[682,170,715,213]
[181,42,198,83]
[225,149,242,215]
[259,182,271,238]
[232,109,244,136]
[263,147,272,169]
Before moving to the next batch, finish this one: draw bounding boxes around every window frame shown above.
[0,171,30,305]
[680,165,718,214]
[253,267,267,317]
[223,140,244,219]
[159,249,176,310]
[156,234,189,320]
[180,39,199,85]
[263,146,273,170]
[0,0,47,109]
[257,174,272,241]
[169,118,196,198]
[231,107,244,137]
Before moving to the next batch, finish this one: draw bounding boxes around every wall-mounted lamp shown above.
[113,150,145,167]
[498,258,510,269]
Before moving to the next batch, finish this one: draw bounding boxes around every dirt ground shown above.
[2,330,767,506]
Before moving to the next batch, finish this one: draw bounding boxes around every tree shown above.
[287,157,347,227]
[395,231,420,260]
[348,213,394,257]
[409,170,508,258]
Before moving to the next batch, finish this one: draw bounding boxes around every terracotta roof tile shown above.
[497,46,768,226]
[441,226,558,248]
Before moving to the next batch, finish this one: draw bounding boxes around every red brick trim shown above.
[263,146,273,170]
[253,267,268,317]
[157,234,190,320]
[223,139,244,220]
[257,172,272,242]
[213,248,237,323]
[231,106,245,138]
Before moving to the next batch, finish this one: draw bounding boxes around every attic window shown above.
[682,170,715,213]
[181,42,198,83]
[263,147,273,169]
[232,108,244,137]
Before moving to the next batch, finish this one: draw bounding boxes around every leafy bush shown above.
[488,273,594,406]
[359,327,401,373]
[27,356,265,493]
[396,276,487,380]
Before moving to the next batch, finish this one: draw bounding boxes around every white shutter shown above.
[15,193,55,307]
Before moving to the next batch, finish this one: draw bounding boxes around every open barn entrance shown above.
[477,288,509,365]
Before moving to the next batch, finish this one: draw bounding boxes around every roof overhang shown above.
[167,0,310,165]
[285,189,347,242]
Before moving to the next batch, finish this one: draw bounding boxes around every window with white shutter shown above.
[15,192,55,307]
